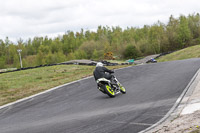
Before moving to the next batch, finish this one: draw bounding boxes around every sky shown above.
[0,0,200,43]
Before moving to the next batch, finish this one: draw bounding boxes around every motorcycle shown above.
[96,75,126,98]
[146,58,157,63]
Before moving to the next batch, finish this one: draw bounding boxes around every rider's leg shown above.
[110,75,119,85]
[104,73,112,80]
[113,77,123,88]
[112,76,119,83]
[110,76,126,93]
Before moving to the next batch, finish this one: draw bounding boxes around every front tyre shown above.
[119,85,126,94]
[104,84,115,98]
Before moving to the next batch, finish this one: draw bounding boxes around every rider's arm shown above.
[102,67,114,73]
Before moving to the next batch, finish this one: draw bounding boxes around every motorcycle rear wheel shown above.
[104,84,115,98]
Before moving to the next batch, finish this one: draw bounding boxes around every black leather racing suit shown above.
[93,66,114,81]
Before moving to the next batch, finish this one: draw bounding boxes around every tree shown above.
[62,34,70,55]
[25,38,35,55]
[110,26,123,52]
[177,15,192,48]
[45,51,55,64]
[188,13,200,45]
[42,36,52,46]
[75,30,85,48]
[166,15,179,50]
[56,51,66,63]
[66,52,75,61]
[51,38,62,53]
[67,31,76,52]
[148,22,165,54]
[0,56,5,69]
[188,13,200,39]
[0,39,6,56]
[38,45,50,55]
[92,49,99,59]
[36,51,45,65]
[32,37,43,54]
[5,37,10,46]
[7,44,17,64]
[13,54,20,68]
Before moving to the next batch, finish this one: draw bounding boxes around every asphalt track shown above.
[1,59,200,133]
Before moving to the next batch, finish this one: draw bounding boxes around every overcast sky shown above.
[0,0,200,43]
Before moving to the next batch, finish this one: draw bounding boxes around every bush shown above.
[74,50,87,59]
[124,44,140,59]
[66,52,76,61]
[22,55,37,68]
[79,41,97,59]
[104,52,115,60]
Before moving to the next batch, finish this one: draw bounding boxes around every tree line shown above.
[0,13,200,69]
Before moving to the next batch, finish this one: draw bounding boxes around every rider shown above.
[93,62,114,81]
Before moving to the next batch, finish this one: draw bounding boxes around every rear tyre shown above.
[104,84,115,98]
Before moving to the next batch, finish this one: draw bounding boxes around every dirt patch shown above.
[153,110,200,133]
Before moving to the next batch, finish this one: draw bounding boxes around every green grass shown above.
[0,64,129,106]
[157,45,200,62]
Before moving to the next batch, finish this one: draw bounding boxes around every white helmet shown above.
[96,62,103,67]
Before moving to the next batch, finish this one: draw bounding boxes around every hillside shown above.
[157,45,200,62]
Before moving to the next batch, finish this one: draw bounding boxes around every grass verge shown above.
[0,64,129,106]
[157,45,200,62]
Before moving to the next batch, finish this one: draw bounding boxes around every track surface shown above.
[1,59,200,133]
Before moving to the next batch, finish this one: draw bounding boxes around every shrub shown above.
[124,44,140,59]
[104,52,115,60]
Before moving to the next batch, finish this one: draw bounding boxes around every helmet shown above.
[96,62,103,67]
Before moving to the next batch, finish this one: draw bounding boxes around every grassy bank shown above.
[0,64,129,106]
[157,45,200,62]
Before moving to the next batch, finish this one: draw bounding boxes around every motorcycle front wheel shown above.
[120,86,126,94]
[103,84,115,98]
